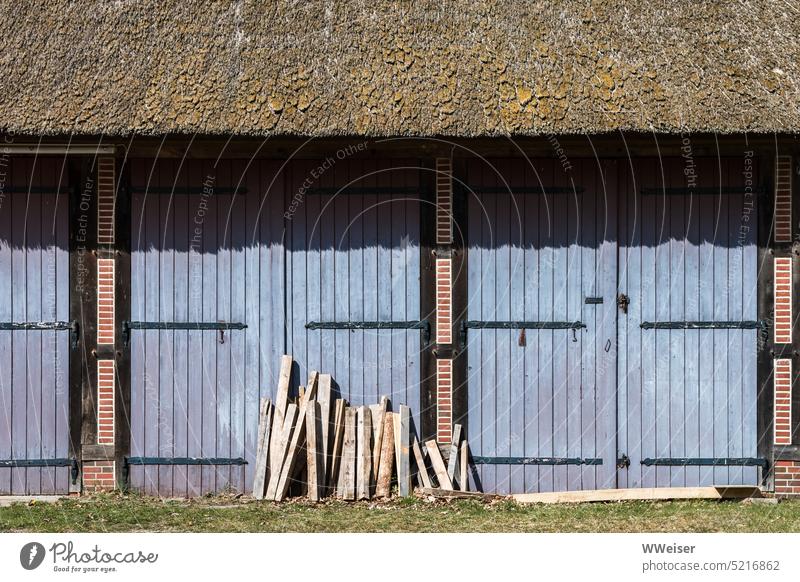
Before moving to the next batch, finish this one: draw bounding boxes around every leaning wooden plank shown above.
[265,403,298,500]
[307,370,319,395]
[317,374,333,481]
[369,396,388,482]
[397,406,411,496]
[340,407,357,500]
[512,486,762,504]
[375,412,395,498]
[252,398,273,499]
[270,355,293,473]
[305,401,323,501]
[274,399,313,501]
[356,406,373,500]
[446,423,462,485]
[425,440,453,490]
[412,437,432,489]
[327,399,346,493]
[419,488,494,500]
[459,439,469,492]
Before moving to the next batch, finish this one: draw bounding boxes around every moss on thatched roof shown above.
[1,0,798,137]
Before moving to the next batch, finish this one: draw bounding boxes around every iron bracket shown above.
[122,321,247,346]
[305,320,431,345]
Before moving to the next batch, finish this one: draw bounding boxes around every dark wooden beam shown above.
[115,154,132,489]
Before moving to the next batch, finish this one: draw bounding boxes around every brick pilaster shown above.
[774,257,792,344]
[435,157,455,444]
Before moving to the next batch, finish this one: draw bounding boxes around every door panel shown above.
[286,159,423,420]
[465,159,617,494]
[0,157,71,495]
[617,157,759,487]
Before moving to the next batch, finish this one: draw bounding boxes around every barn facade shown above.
[1,2,799,497]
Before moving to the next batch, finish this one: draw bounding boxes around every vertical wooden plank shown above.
[522,163,539,493]
[742,154,759,485]
[712,164,730,486]
[580,160,597,492]
[639,158,657,489]
[356,406,372,499]
[668,158,686,488]
[10,158,28,494]
[480,180,497,493]
[369,396,388,482]
[305,176,322,382]
[243,160,261,493]
[172,163,190,497]
[0,155,11,494]
[158,161,175,496]
[376,411,395,497]
[317,373,332,480]
[289,161,308,393]
[40,167,57,494]
[446,423,462,485]
[412,437,432,489]
[229,159,247,493]
[404,161,422,420]
[271,354,292,473]
[143,164,161,496]
[459,439,469,492]
[727,160,745,485]
[340,407,357,500]
[683,160,701,488]
[252,398,273,499]
[186,159,204,496]
[305,401,322,501]
[696,158,715,487]
[566,162,583,492]
[349,166,365,405]
[376,166,393,404]
[265,402,298,500]
[333,164,350,396]
[361,158,380,404]
[425,440,453,490]
[327,398,346,492]
[466,167,483,492]
[26,159,43,494]
[397,404,411,496]
[539,162,556,493]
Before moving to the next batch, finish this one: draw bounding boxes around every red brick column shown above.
[773,155,798,497]
[82,155,118,493]
[435,157,454,444]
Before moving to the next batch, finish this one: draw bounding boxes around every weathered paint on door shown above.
[286,159,422,419]
[129,158,286,496]
[0,157,71,495]
[466,156,760,494]
[617,157,759,488]
[465,159,618,494]
[129,157,423,496]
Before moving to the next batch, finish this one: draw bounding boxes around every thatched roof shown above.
[1,1,798,137]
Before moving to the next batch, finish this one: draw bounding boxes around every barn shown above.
[0,1,799,497]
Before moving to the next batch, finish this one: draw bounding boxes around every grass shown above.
[1,493,799,533]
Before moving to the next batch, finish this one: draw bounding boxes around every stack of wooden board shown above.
[252,355,473,501]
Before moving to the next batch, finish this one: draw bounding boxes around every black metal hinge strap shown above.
[0,458,79,484]
[641,457,768,468]
[641,321,764,330]
[122,321,247,346]
[461,320,586,345]
[471,456,602,466]
[0,320,80,348]
[306,320,431,344]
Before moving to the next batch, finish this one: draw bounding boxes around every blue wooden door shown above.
[286,159,423,420]
[0,157,71,495]
[465,159,618,494]
[129,157,422,496]
[129,159,286,496]
[617,157,760,488]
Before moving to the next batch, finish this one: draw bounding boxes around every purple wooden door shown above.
[465,158,618,494]
[0,157,71,495]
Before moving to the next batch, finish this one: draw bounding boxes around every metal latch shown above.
[617,293,630,314]
[617,454,630,469]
